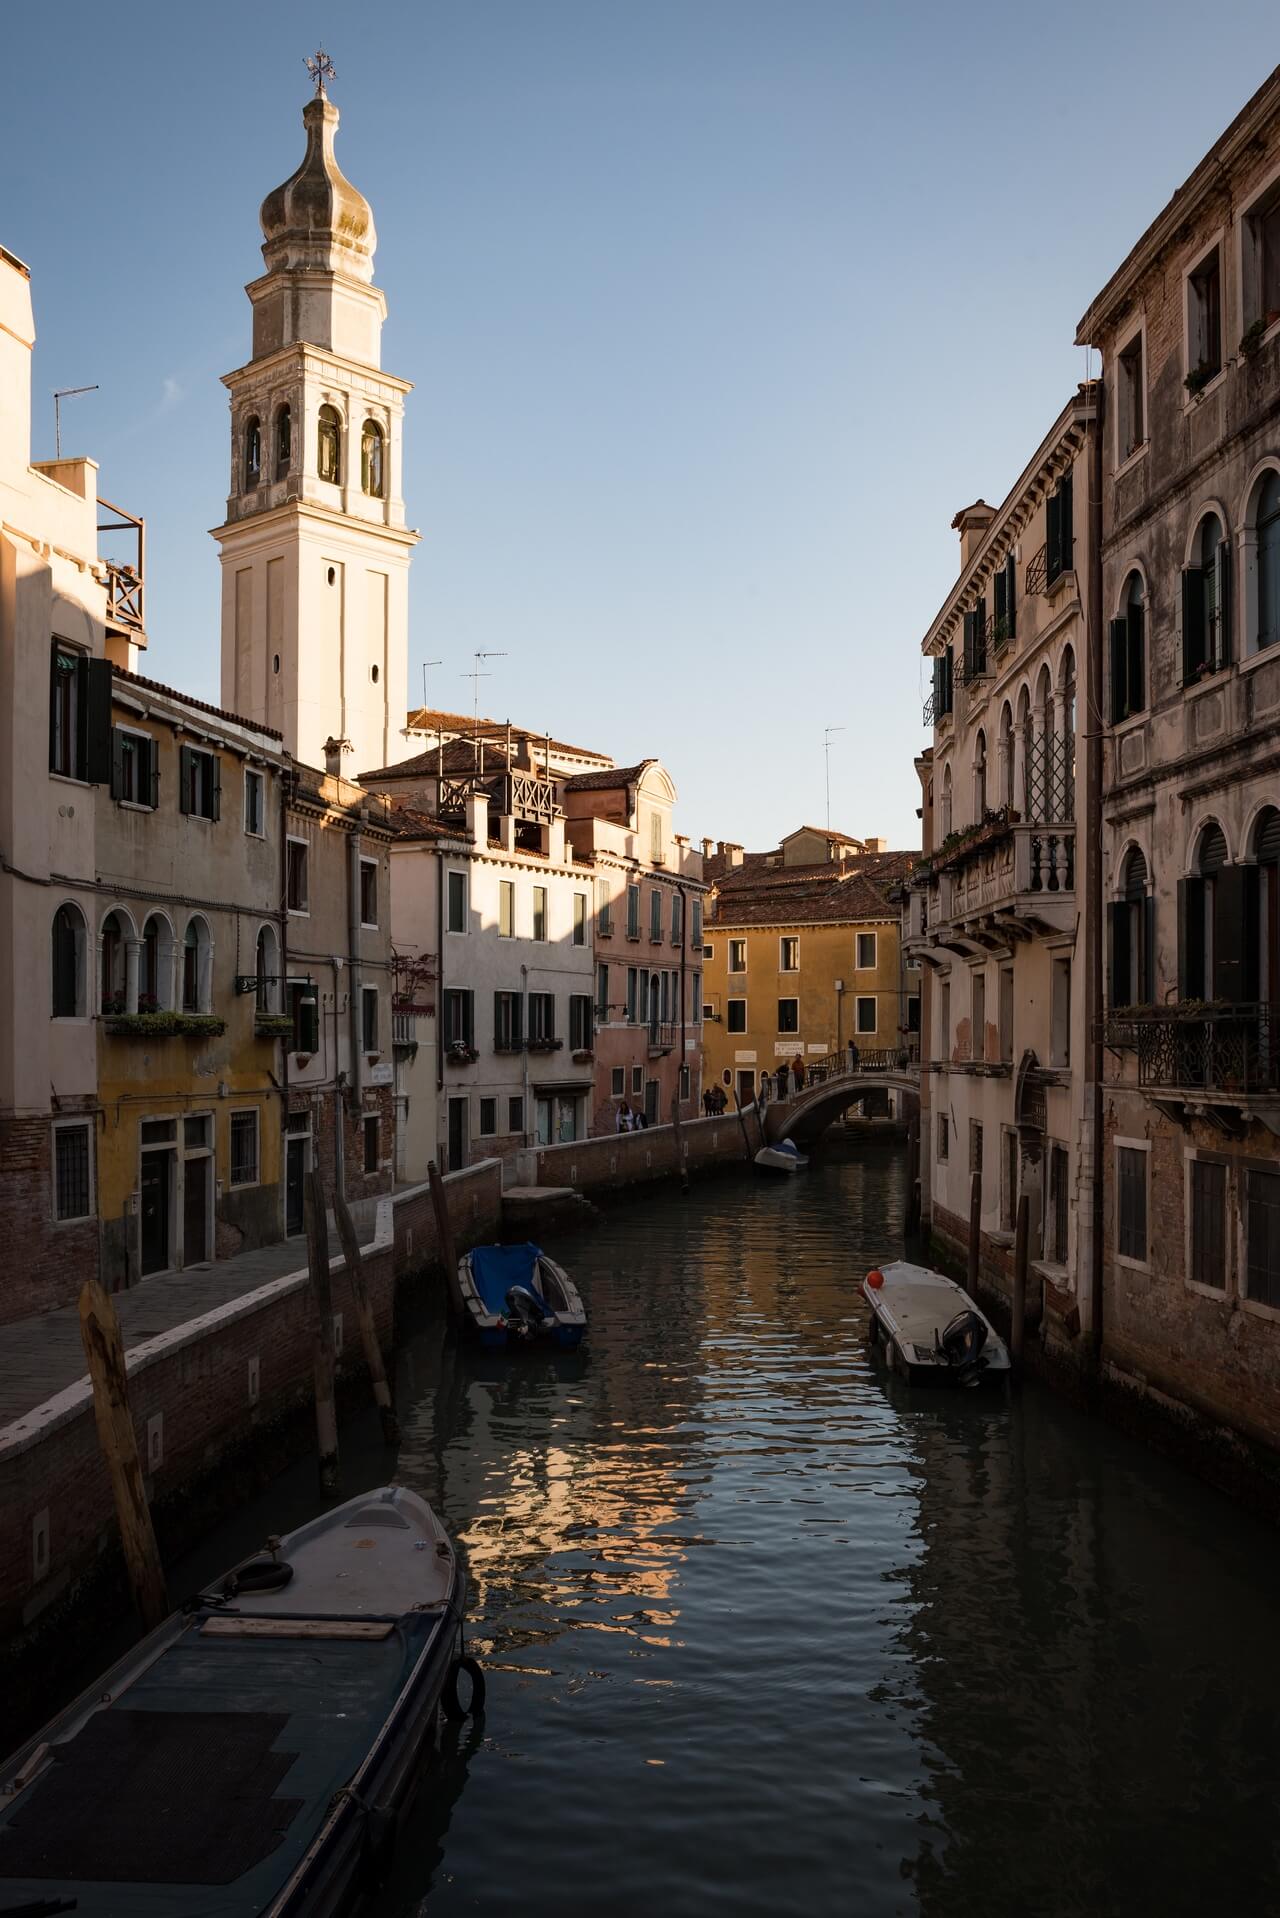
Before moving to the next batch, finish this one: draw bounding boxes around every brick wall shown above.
[515,1111,753,1194]
[293,1084,394,1206]
[0,1114,98,1326]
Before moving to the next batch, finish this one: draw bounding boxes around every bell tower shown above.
[211,66,418,776]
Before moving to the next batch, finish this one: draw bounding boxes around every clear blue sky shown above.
[5,3,1277,850]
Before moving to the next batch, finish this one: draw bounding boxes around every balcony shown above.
[98,496,145,641]
[392,1008,420,1049]
[647,1021,677,1055]
[922,817,1075,949]
[1102,1002,1280,1115]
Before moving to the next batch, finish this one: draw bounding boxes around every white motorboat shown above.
[755,1139,808,1175]
[861,1260,1010,1386]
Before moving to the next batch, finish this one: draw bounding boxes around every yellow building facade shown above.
[701,827,918,1107]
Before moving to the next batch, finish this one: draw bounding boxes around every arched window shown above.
[1110,572,1146,723]
[974,729,987,820]
[1183,512,1230,681]
[1017,685,1032,816]
[318,405,342,484]
[182,916,212,1015]
[1109,848,1152,1007]
[940,763,953,840]
[52,904,86,1019]
[361,419,385,498]
[1027,666,1055,823]
[1250,805,1280,1006]
[999,703,1014,812]
[1256,470,1280,653]
[100,910,129,1014]
[256,924,279,1014]
[275,404,292,479]
[1059,646,1077,821]
[1180,823,1229,1001]
[140,914,173,1013]
[244,415,262,488]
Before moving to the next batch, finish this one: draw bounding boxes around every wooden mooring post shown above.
[1011,1192,1030,1365]
[332,1187,401,1446]
[670,1093,690,1194]
[303,1170,341,1495]
[78,1280,169,1631]
[428,1159,463,1322]
[967,1169,982,1302]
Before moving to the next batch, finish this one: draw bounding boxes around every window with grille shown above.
[54,1123,91,1221]
[1190,1159,1227,1289]
[1246,1167,1280,1308]
[286,840,309,913]
[230,1110,259,1187]
[1117,1146,1148,1261]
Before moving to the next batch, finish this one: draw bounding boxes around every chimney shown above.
[864,836,887,853]
[951,499,996,571]
[721,842,744,868]
[701,837,715,859]
[322,735,348,778]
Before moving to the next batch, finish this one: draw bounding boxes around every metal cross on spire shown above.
[305,48,337,97]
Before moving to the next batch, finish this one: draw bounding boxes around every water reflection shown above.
[168,1143,1280,1917]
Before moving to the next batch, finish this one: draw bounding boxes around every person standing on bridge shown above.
[848,1038,860,1072]
[776,1058,790,1099]
[792,1055,806,1091]
[758,1070,773,1108]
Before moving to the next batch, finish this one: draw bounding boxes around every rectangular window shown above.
[1117,1146,1148,1263]
[998,964,1014,1063]
[478,1099,497,1139]
[359,859,378,927]
[286,839,309,913]
[442,988,474,1049]
[289,977,318,1054]
[447,870,467,934]
[53,1122,92,1221]
[1187,247,1222,383]
[692,899,703,945]
[611,1067,625,1097]
[971,971,986,1063]
[1190,1158,1227,1290]
[780,937,799,972]
[650,811,663,861]
[528,992,555,1043]
[650,890,663,941]
[726,999,747,1034]
[728,939,746,973]
[363,1113,380,1172]
[532,886,548,942]
[1117,332,1145,462]
[1246,1167,1280,1308]
[1110,599,1146,724]
[596,962,610,1020]
[493,991,523,1049]
[508,1096,524,1133]
[970,1119,983,1178]
[856,996,876,1035]
[1242,181,1280,334]
[1050,957,1071,1068]
[596,880,613,936]
[50,645,111,783]
[856,932,877,971]
[626,967,638,1021]
[631,1064,644,1095]
[112,729,157,809]
[361,986,379,1053]
[229,1110,259,1187]
[627,884,640,938]
[777,998,799,1033]
[937,1113,949,1162]
[570,995,593,1050]
[499,880,515,938]
[573,892,586,946]
[1045,475,1075,586]
[179,745,220,821]
[244,766,264,835]
[680,1064,691,1100]
[691,973,702,1024]
[931,643,955,720]
[671,892,683,944]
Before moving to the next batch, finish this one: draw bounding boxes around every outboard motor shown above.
[505,1284,550,1338]
[935,1309,988,1387]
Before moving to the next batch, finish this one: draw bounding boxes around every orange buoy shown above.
[866,1269,885,1289]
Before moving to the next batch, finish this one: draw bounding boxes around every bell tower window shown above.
[361,420,385,498]
[275,404,292,478]
[318,405,342,484]
[244,416,262,488]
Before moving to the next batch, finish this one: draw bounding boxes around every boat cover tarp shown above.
[468,1243,544,1315]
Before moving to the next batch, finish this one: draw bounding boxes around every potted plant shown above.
[1240,317,1267,357]
[1184,361,1216,396]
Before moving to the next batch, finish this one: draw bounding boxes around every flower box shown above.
[104,1012,227,1039]
[255,1014,296,1039]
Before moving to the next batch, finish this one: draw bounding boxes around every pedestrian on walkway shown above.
[793,1056,806,1091]
[703,1087,714,1116]
[776,1058,790,1099]
[759,1070,772,1109]
[848,1038,860,1071]
[616,1100,632,1133]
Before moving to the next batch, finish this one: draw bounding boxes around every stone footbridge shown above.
[762,1049,921,1146]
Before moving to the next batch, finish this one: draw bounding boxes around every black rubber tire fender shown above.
[442,1655,486,1722]
[228,1556,294,1597]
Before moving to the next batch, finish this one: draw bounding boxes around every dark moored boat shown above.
[0,1485,480,1916]
[455,1242,587,1349]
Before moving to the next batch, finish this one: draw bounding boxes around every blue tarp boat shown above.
[455,1241,587,1349]
[0,1485,482,1916]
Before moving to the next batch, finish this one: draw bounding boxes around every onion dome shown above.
[260,95,376,283]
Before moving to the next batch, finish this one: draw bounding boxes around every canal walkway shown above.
[0,1208,379,1433]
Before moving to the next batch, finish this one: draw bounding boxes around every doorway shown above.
[286,1133,310,1237]
[448,1096,468,1171]
[183,1154,211,1266]
[140,1152,172,1277]
[644,1079,659,1126]
[736,1069,756,1108]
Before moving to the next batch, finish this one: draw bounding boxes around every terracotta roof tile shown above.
[360,740,511,780]
[111,665,282,741]
[403,707,608,763]
[562,760,655,793]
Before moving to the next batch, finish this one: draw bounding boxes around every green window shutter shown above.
[962,611,974,678]
[1141,896,1155,1006]
[993,567,1006,623]
[1059,476,1074,572]
[110,727,124,800]
[179,745,192,814]
[1107,901,1128,1008]
[932,656,943,712]
[1109,619,1129,722]
[1181,567,1205,682]
[84,659,114,785]
[1212,866,1245,1002]
[944,645,954,712]
[210,754,222,822]
[299,987,319,1054]
[1006,553,1017,639]
[1128,607,1145,716]
[1178,877,1205,999]
[1046,491,1061,582]
[48,648,59,770]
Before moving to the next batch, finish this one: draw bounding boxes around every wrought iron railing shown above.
[1025,543,1047,597]
[1102,1003,1280,1093]
[922,692,937,728]
[647,1020,677,1052]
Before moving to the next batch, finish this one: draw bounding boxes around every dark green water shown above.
[175,1145,1280,1917]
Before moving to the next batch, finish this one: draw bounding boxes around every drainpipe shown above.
[346,826,363,1203]
[278,761,291,1236]
[1085,383,1106,1359]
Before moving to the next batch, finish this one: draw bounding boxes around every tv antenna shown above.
[420,659,442,709]
[54,385,98,459]
[462,650,507,727]
[823,726,845,830]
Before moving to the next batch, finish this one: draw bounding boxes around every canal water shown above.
[174,1143,1280,1917]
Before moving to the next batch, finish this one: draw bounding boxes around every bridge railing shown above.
[773,1047,919,1097]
